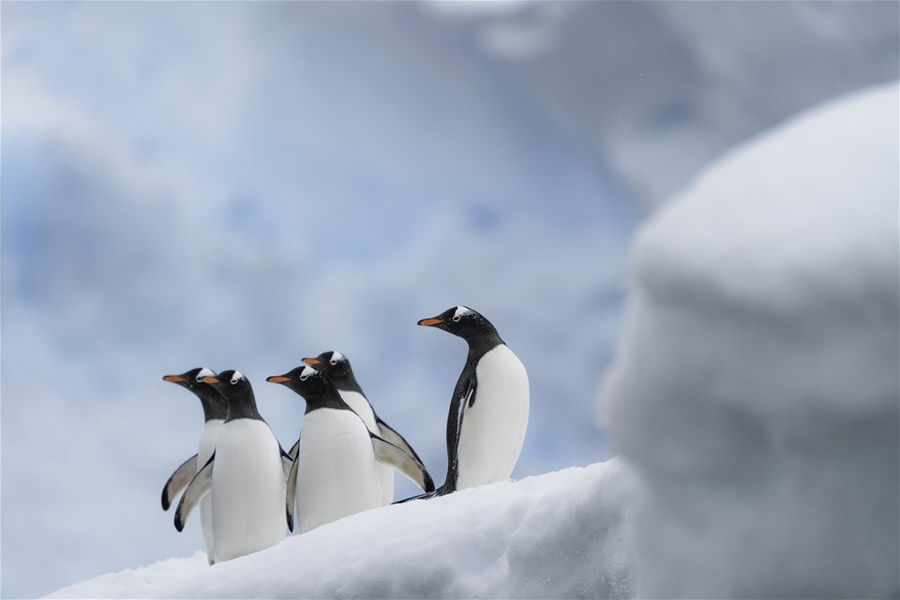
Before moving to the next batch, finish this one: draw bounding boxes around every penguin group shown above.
[160,306,529,564]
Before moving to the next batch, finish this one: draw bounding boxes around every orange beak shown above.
[302,358,320,365]
[417,318,443,327]
[202,377,220,384]
[162,375,186,383]
[267,376,291,384]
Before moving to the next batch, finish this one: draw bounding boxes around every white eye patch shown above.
[196,367,215,382]
[330,351,344,365]
[230,370,244,385]
[453,306,472,321]
[300,365,317,380]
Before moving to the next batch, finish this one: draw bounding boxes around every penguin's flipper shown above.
[288,438,300,462]
[280,446,293,479]
[375,417,427,466]
[445,371,477,477]
[161,454,198,511]
[371,434,435,493]
[285,452,299,533]
[174,452,214,532]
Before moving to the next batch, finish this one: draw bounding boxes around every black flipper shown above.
[442,369,477,494]
[174,452,214,532]
[161,454,198,511]
[370,433,435,493]
[285,450,300,533]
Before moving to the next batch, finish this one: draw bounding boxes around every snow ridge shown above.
[47,461,632,599]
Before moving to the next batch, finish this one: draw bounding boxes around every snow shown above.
[46,460,632,599]
[604,82,899,598]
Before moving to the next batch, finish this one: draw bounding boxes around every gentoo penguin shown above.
[161,367,224,563]
[418,306,529,494]
[267,365,433,533]
[302,351,433,502]
[174,370,287,562]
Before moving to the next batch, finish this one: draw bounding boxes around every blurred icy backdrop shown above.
[1,2,897,598]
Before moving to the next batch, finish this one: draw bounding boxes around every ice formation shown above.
[604,82,899,598]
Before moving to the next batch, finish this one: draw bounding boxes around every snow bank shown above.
[604,82,899,598]
[46,460,632,599]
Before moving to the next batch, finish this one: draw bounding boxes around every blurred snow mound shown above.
[47,460,632,599]
[605,82,899,598]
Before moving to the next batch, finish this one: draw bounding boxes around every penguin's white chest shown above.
[211,419,285,562]
[456,344,530,490]
[197,419,223,560]
[339,390,394,504]
[296,408,382,533]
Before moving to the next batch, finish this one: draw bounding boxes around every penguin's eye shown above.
[230,377,239,385]
[329,359,338,366]
[453,315,461,323]
[195,376,204,382]
[299,375,309,382]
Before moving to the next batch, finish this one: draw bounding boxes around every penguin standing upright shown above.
[174,370,287,563]
[160,367,225,563]
[418,306,529,494]
[301,351,431,503]
[267,365,432,533]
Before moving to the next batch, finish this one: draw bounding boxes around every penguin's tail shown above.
[392,484,451,505]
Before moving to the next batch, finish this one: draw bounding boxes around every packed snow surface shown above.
[605,82,899,598]
[47,460,632,599]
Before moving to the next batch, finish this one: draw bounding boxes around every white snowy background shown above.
[2,2,898,598]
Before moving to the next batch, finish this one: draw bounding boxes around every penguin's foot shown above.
[392,484,452,504]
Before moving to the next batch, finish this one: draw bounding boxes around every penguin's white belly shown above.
[340,390,394,504]
[296,408,383,533]
[456,344,529,490]
[197,419,223,561]
[211,419,286,562]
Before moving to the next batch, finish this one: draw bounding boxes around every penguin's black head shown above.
[202,369,251,396]
[267,364,332,400]
[162,367,217,391]
[417,306,500,342]
[301,351,357,388]
[203,370,262,421]
[163,367,227,420]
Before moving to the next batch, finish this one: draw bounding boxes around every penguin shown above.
[174,370,288,563]
[160,367,225,564]
[267,365,433,533]
[417,306,529,495]
[301,351,432,503]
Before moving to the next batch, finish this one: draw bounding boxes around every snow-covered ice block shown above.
[46,460,632,599]
[605,82,899,598]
